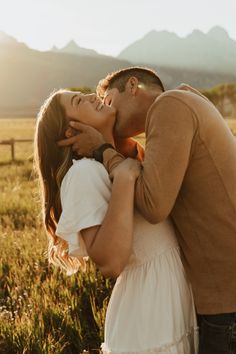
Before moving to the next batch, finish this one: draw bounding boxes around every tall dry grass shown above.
[0,116,235,353]
[0,118,114,353]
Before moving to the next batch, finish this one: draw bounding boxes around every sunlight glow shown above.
[0,0,235,55]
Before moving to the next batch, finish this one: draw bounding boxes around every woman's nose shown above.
[88,94,98,103]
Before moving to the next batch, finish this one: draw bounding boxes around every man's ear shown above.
[126,77,139,96]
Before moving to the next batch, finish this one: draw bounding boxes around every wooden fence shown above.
[0,139,33,161]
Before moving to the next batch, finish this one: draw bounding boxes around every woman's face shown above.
[60,91,116,131]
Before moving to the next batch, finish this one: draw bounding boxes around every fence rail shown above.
[0,139,33,161]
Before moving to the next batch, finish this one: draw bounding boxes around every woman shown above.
[34,89,198,353]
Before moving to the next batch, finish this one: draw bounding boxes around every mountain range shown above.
[118,26,236,74]
[0,27,236,117]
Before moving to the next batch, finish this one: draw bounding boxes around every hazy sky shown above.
[0,0,236,56]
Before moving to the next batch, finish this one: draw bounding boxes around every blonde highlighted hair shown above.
[34,90,85,275]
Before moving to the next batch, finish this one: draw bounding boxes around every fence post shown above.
[10,139,15,161]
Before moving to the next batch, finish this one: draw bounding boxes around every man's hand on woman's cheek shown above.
[57,121,106,157]
[64,126,78,138]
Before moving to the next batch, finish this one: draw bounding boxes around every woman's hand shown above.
[110,158,141,182]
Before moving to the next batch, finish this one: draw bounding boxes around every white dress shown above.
[56,159,199,354]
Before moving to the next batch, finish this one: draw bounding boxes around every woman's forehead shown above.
[60,91,83,105]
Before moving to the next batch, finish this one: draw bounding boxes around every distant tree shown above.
[201,84,236,117]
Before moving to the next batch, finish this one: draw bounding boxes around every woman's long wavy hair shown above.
[34,90,83,275]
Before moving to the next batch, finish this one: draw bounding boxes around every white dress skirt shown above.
[56,159,199,354]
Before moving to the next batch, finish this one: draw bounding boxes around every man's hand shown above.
[58,121,106,157]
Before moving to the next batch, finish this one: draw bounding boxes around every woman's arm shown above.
[80,158,140,279]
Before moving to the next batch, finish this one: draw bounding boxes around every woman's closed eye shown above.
[73,96,81,107]
[71,95,81,107]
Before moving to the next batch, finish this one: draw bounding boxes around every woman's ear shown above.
[126,77,139,96]
[65,127,76,138]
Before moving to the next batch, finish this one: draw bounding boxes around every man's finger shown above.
[70,121,88,131]
[57,135,79,147]
[72,144,79,152]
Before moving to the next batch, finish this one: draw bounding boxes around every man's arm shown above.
[58,95,195,224]
[104,95,196,223]
[58,122,144,161]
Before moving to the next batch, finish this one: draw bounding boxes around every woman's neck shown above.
[100,127,115,147]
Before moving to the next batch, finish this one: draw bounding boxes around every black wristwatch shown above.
[92,143,114,163]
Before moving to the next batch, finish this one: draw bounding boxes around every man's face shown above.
[104,87,142,138]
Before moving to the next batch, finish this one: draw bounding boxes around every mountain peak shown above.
[0,31,18,44]
[144,29,178,40]
[189,29,204,36]
[145,30,158,37]
[59,40,99,57]
[63,40,79,51]
[207,26,229,41]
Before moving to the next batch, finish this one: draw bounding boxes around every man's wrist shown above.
[92,143,115,163]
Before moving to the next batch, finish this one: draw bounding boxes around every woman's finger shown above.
[70,121,88,131]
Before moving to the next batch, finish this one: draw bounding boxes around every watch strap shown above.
[92,143,114,163]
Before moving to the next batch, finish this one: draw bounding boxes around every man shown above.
[59,67,236,354]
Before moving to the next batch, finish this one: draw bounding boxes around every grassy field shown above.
[0,117,235,353]
[0,119,114,353]
[0,118,35,162]
[0,116,235,161]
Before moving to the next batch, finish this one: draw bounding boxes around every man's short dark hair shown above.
[96,66,165,99]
